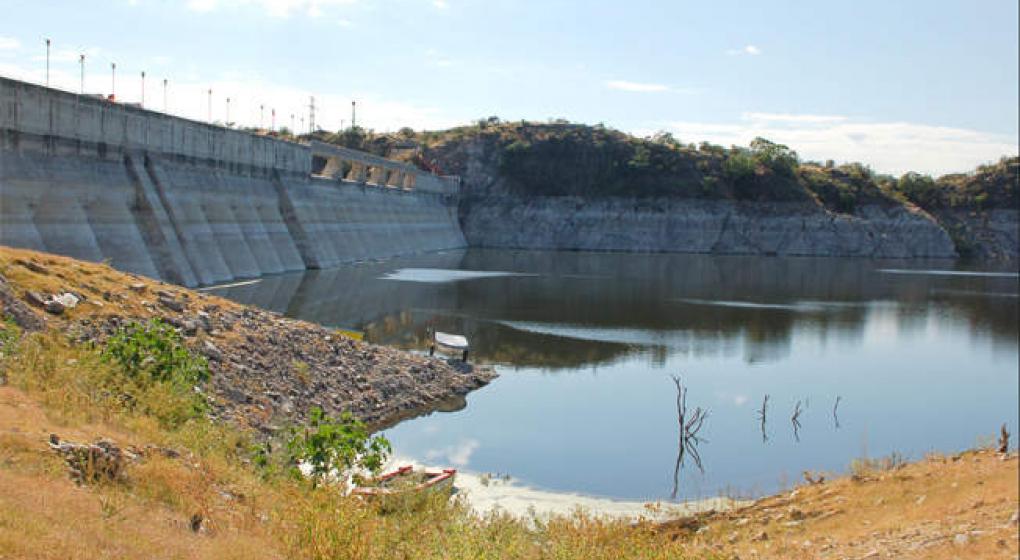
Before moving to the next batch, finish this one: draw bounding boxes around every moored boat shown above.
[352,465,457,497]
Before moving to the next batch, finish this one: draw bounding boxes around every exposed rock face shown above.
[930,208,1019,261]
[443,135,959,259]
[461,196,958,258]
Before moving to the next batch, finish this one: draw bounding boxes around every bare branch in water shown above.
[833,395,842,430]
[757,394,769,443]
[792,400,803,443]
[671,374,709,499]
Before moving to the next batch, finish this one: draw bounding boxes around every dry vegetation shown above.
[0,246,1017,559]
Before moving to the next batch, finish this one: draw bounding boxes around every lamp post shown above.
[110,62,116,99]
[163,79,168,112]
[225,97,230,126]
[79,54,85,94]
[207,89,212,122]
[271,108,276,132]
[140,71,145,107]
[260,104,264,129]
[45,39,50,87]
[351,100,356,129]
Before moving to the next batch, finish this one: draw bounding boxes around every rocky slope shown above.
[461,196,956,258]
[0,246,495,433]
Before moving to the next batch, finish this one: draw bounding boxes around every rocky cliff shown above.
[432,124,958,258]
[460,195,957,258]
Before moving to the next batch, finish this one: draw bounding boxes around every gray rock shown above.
[201,340,223,362]
[158,296,184,312]
[15,259,49,275]
[24,291,47,308]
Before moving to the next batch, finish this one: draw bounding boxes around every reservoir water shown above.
[209,249,1019,503]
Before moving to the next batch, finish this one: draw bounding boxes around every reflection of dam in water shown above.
[208,249,1019,370]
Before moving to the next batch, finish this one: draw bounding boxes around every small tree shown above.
[750,137,798,177]
[286,407,391,486]
[896,172,938,208]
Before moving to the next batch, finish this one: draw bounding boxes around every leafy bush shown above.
[750,137,799,177]
[101,319,209,426]
[723,150,756,187]
[103,319,209,386]
[285,406,391,485]
[896,172,939,208]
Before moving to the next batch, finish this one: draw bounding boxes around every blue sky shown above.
[1,0,1017,175]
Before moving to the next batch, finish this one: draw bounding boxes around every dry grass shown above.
[0,326,708,559]
[0,244,1016,559]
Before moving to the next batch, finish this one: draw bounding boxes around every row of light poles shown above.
[43,37,351,134]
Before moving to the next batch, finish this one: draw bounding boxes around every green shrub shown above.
[103,319,208,386]
[723,150,757,197]
[285,406,391,485]
[101,319,209,426]
[896,172,939,208]
[750,137,799,177]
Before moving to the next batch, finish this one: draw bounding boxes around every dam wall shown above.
[0,77,466,287]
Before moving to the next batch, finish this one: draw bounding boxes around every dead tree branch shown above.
[757,394,769,443]
[792,400,803,443]
[671,374,709,499]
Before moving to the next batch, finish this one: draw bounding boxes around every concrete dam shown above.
[0,77,466,287]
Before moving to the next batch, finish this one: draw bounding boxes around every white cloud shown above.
[186,0,218,12]
[337,18,353,27]
[656,113,1018,176]
[187,0,357,18]
[433,0,449,9]
[606,80,670,93]
[0,36,20,51]
[727,44,762,56]
[425,439,479,467]
[742,112,847,124]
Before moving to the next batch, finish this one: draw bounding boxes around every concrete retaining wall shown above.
[0,77,466,287]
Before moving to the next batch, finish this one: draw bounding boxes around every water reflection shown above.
[208,249,1019,501]
[211,249,1019,369]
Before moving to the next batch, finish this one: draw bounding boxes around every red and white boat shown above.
[351,465,457,497]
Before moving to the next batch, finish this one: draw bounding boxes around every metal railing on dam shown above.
[0,76,467,287]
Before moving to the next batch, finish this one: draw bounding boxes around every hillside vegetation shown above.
[308,119,1017,216]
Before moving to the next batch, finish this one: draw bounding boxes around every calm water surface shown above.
[209,249,1019,502]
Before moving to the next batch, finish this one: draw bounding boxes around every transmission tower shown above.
[309,96,316,133]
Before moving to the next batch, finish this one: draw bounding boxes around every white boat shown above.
[429,330,470,362]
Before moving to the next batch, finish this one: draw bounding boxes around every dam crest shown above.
[0,77,466,287]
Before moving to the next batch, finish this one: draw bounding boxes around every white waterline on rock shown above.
[381,268,536,283]
[198,278,263,291]
[385,457,742,521]
[877,268,1019,278]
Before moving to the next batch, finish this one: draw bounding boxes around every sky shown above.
[1,0,1017,176]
